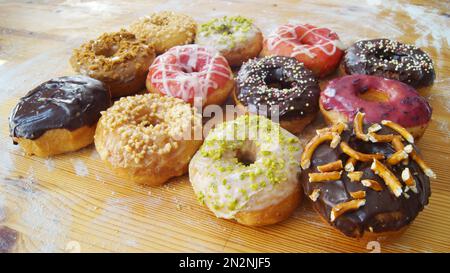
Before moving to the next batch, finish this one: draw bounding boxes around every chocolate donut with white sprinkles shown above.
[233,56,320,134]
[342,39,435,88]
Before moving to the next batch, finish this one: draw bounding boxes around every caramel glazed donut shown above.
[9,76,111,157]
[341,38,435,88]
[70,29,155,98]
[129,11,197,55]
[94,93,202,186]
[189,115,303,226]
[234,56,320,134]
[300,113,435,240]
[196,16,263,66]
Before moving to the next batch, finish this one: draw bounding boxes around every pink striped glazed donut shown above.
[261,23,344,78]
[146,45,234,106]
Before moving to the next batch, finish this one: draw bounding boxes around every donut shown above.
[234,56,320,134]
[195,16,263,66]
[70,29,155,98]
[146,45,234,106]
[261,23,344,77]
[129,11,196,55]
[94,93,202,186]
[9,76,111,157]
[341,39,435,88]
[189,115,302,226]
[320,75,432,139]
[300,114,435,240]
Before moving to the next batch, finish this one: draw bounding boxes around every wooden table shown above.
[0,0,449,253]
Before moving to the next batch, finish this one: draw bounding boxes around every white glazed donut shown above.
[195,16,263,66]
[189,115,303,226]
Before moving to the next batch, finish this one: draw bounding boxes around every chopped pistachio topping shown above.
[197,191,205,205]
[200,16,253,35]
[198,16,255,49]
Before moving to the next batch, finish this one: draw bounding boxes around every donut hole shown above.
[152,18,170,26]
[180,67,195,74]
[357,88,390,102]
[138,117,160,127]
[235,141,257,166]
[236,150,256,166]
[178,64,197,74]
[264,68,295,89]
[215,24,233,35]
[375,51,408,62]
[266,81,295,90]
[94,44,119,58]
[144,120,159,127]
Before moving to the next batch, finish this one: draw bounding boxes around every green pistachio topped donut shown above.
[196,16,263,66]
[188,115,302,226]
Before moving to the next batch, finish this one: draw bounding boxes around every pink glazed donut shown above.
[146,45,234,106]
[319,75,432,139]
[261,23,344,77]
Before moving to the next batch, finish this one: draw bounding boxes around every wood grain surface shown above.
[0,0,449,253]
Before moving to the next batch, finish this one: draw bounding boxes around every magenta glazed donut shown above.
[319,75,432,139]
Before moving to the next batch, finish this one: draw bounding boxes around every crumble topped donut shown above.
[146,45,234,106]
[129,11,196,54]
[342,39,435,88]
[261,23,344,77]
[320,75,432,139]
[9,76,111,157]
[234,56,320,134]
[70,29,155,98]
[189,115,302,226]
[300,114,435,240]
[94,93,202,186]
[196,16,263,66]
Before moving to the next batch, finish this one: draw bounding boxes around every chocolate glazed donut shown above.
[300,117,434,240]
[9,76,111,156]
[10,76,110,140]
[234,56,320,134]
[342,39,435,88]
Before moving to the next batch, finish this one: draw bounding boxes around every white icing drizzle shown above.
[148,45,233,104]
[266,23,345,59]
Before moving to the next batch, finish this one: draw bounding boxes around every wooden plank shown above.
[0,0,449,252]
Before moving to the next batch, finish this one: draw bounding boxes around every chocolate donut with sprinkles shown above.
[233,56,320,134]
[342,39,435,88]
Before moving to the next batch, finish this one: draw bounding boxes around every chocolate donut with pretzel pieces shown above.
[299,113,435,240]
